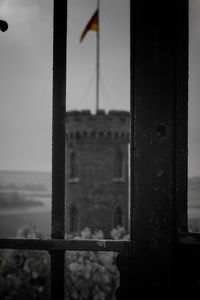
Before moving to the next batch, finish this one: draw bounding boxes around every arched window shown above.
[114,150,123,178]
[114,206,123,227]
[69,151,78,179]
[70,205,78,233]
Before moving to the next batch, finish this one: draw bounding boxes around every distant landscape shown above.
[0,170,51,237]
[0,170,199,237]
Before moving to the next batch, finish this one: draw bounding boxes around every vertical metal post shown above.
[50,250,66,300]
[51,0,67,299]
[96,0,100,112]
[52,0,67,240]
[131,0,188,299]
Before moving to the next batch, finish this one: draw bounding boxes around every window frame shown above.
[0,1,198,299]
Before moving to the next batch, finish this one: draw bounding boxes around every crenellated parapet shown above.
[65,109,130,140]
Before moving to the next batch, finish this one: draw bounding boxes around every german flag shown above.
[80,10,98,43]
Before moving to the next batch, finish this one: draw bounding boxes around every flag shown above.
[80,9,98,43]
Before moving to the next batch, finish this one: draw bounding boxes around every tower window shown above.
[114,206,123,227]
[114,150,123,179]
[69,151,79,179]
[70,205,78,233]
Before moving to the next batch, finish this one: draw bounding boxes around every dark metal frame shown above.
[0,0,199,299]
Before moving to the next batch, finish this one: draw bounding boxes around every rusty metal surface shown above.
[51,0,67,240]
[51,1,67,299]
[131,0,188,298]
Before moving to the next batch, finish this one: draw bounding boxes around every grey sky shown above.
[189,0,200,177]
[0,0,129,172]
[67,0,130,112]
[0,0,53,172]
[0,0,198,178]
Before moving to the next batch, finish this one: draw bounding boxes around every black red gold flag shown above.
[80,10,98,43]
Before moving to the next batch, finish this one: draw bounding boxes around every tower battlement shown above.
[65,109,130,140]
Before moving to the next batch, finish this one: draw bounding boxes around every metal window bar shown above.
[0,0,199,299]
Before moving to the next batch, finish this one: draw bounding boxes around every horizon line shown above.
[0,169,52,174]
[0,169,199,179]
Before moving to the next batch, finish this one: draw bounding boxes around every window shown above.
[0,1,198,299]
[69,205,78,233]
[114,151,123,179]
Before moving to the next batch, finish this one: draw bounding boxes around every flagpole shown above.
[96,0,100,113]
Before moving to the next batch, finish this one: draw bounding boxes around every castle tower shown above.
[65,110,130,238]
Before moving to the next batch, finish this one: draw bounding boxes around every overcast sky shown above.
[189,0,200,177]
[0,0,129,172]
[0,0,199,178]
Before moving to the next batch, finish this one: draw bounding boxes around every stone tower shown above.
[65,109,130,238]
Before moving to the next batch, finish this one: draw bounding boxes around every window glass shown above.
[0,248,50,299]
[0,0,53,238]
[65,0,130,240]
[188,0,200,232]
[65,250,119,300]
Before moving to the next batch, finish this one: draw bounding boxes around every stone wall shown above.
[65,110,130,238]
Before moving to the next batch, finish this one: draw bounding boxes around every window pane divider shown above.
[0,238,129,252]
